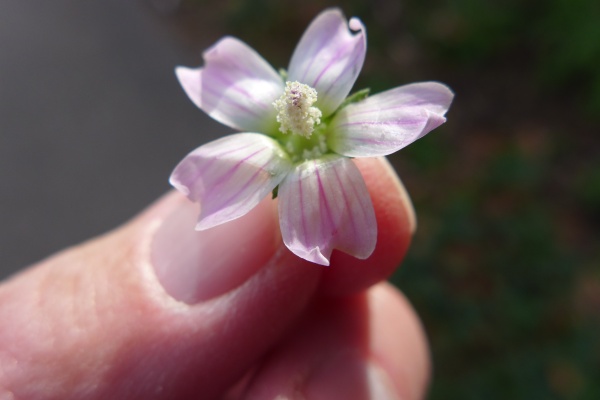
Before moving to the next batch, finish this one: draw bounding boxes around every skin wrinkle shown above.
[10,234,127,396]
[40,251,99,342]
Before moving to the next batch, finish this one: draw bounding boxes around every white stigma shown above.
[273,81,322,138]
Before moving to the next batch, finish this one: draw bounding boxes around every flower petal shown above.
[278,155,376,266]
[328,82,454,157]
[176,37,283,133]
[287,8,366,117]
[170,133,292,230]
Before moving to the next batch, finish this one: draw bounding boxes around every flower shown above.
[170,8,454,266]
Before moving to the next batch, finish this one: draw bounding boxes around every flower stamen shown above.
[273,81,322,138]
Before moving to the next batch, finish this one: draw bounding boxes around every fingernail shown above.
[151,194,279,304]
[304,350,401,400]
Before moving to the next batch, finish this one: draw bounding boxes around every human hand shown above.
[0,157,429,400]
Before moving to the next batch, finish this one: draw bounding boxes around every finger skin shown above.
[242,283,430,400]
[0,196,322,400]
[0,157,416,399]
[370,283,430,400]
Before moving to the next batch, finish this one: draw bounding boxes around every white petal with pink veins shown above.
[170,133,292,230]
[278,155,376,266]
[287,8,366,117]
[176,37,283,133]
[328,82,454,157]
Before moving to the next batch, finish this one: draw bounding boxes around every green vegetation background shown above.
[173,0,600,397]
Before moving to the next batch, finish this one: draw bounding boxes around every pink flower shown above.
[171,8,453,266]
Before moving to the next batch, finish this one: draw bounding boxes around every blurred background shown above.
[1,0,599,398]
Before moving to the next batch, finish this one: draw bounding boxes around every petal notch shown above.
[288,9,366,116]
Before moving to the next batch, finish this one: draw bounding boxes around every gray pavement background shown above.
[0,1,230,278]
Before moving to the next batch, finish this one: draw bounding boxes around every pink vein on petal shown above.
[298,172,308,247]
[345,166,371,223]
[311,40,353,88]
[208,70,271,111]
[344,137,393,145]
[217,157,272,213]
[205,74,266,116]
[349,104,431,117]
[336,119,423,128]
[315,165,336,240]
[219,53,262,80]
[298,29,331,83]
[331,164,358,233]
[210,147,267,191]
[202,83,263,117]
[190,142,255,181]
[322,40,364,93]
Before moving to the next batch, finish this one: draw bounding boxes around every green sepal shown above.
[278,68,288,82]
[272,185,279,199]
[337,88,370,110]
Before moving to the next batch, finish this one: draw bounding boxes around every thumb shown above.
[0,192,322,399]
[0,157,416,399]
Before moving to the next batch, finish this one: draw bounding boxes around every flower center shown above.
[273,81,322,138]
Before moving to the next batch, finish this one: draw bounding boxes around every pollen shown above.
[273,81,322,138]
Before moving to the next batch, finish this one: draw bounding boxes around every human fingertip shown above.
[151,193,280,304]
[370,283,430,400]
[376,157,416,234]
